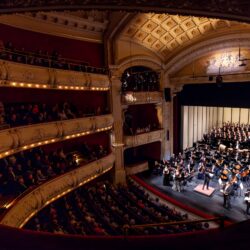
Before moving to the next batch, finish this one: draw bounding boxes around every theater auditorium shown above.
[0,1,250,249]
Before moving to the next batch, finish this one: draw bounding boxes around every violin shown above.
[232,164,242,174]
[241,167,250,177]
[220,169,231,180]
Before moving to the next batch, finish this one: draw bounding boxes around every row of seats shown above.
[0,101,106,129]
[0,143,108,197]
[25,179,209,236]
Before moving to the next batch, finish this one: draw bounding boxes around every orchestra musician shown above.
[172,165,182,192]
[222,178,235,209]
[244,189,250,215]
[219,164,231,186]
[202,165,214,190]
[163,165,171,186]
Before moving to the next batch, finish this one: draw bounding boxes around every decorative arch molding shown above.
[164,33,250,80]
[113,55,163,77]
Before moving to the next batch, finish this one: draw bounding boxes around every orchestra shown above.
[159,122,250,214]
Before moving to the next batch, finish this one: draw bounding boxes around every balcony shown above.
[0,59,110,90]
[0,114,113,158]
[0,153,115,228]
[121,91,162,105]
[124,129,164,148]
[125,161,149,175]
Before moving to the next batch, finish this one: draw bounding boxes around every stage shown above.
[136,171,250,223]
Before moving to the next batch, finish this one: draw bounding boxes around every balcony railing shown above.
[0,48,108,74]
[122,91,162,105]
[0,114,113,158]
[0,153,115,228]
[124,129,164,148]
[0,59,110,90]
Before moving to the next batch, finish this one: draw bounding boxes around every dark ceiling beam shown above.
[1,1,250,23]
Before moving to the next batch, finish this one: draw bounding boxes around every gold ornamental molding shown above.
[0,114,113,159]
[0,59,110,90]
[125,161,149,175]
[170,73,250,85]
[1,1,250,24]
[120,13,250,61]
[0,153,115,228]
[124,129,164,148]
[122,91,162,105]
[0,12,108,43]
[165,34,250,77]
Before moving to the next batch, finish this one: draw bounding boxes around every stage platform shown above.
[137,171,250,223]
[194,184,215,197]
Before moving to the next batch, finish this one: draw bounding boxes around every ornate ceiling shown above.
[24,10,109,35]
[0,10,110,43]
[119,13,250,60]
[1,0,250,24]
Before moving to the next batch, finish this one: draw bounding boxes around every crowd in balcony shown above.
[121,68,159,92]
[0,143,108,197]
[0,101,106,129]
[0,41,107,74]
[25,178,209,236]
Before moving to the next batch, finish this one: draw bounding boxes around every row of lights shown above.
[6,81,109,91]
[10,81,48,88]
[58,85,109,91]
[0,126,113,160]
[19,165,114,228]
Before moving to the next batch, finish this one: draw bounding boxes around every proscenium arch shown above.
[163,33,250,82]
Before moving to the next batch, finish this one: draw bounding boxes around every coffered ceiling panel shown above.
[121,13,250,60]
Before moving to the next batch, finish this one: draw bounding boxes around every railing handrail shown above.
[0,152,114,220]
[0,47,108,73]
[123,217,225,236]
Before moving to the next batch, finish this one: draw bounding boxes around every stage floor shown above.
[137,171,250,223]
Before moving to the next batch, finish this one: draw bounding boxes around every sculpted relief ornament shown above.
[22,70,35,82]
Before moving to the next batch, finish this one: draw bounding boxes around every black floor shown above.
[137,171,250,223]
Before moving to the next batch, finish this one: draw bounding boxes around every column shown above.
[110,68,126,184]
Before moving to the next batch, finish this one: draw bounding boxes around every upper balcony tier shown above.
[0,59,110,90]
[0,114,113,158]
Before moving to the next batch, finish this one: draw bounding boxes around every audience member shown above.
[0,40,107,74]
[0,143,108,197]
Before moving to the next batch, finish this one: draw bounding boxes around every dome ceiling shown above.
[120,13,250,60]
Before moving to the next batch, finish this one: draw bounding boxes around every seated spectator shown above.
[0,142,108,198]
[16,176,28,194]
[34,169,47,184]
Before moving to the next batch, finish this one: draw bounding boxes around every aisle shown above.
[137,171,250,223]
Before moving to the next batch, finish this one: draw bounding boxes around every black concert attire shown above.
[202,167,212,190]
[163,166,171,186]
[245,190,250,215]
[223,182,234,209]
